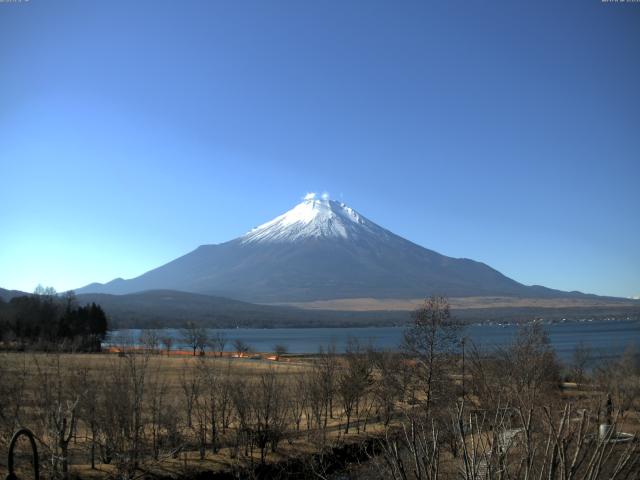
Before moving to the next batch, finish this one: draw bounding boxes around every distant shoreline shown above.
[105,318,640,360]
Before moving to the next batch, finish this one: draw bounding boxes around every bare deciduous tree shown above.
[180,361,200,429]
[403,296,460,416]
[571,341,592,385]
[274,343,288,360]
[338,338,372,434]
[371,349,403,426]
[181,322,208,356]
[596,345,640,419]
[161,335,173,354]
[139,329,160,354]
[233,339,250,357]
[212,331,227,357]
[469,323,561,412]
[33,354,79,480]
[289,373,309,433]
[249,369,289,463]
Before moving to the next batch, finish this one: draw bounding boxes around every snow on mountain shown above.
[241,193,386,244]
[76,193,598,303]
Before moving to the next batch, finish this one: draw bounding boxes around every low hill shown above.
[75,290,407,329]
[75,290,640,329]
[3,287,638,329]
[0,287,29,302]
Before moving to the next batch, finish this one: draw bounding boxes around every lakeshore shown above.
[106,318,640,362]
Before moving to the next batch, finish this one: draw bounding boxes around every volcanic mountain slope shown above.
[78,194,591,303]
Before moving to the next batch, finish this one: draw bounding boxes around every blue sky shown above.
[0,0,638,298]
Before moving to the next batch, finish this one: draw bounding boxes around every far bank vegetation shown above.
[0,287,107,352]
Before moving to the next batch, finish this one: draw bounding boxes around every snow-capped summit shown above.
[77,194,585,304]
[241,193,384,243]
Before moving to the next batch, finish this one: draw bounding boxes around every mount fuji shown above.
[77,194,587,303]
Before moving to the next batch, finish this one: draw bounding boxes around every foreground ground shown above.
[0,332,638,479]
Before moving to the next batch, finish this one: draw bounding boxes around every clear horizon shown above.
[1,1,639,298]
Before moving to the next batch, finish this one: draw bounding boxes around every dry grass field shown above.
[273,296,640,311]
[0,350,395,479]
[1,314,638,480]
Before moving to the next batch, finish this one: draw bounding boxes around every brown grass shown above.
[269,296,638,311]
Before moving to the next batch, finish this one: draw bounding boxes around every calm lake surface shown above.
[108,319,639,362]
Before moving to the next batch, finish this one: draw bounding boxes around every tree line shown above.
[0,286,108,351]
[372,297,640,479]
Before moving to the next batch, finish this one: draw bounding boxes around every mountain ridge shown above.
[3,287,638,329]
[75,196,617,303]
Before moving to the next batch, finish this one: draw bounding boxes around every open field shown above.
[0,350,393,479]
[1,317,639,479]
[273,296,640,311]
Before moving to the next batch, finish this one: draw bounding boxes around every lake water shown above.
[107,319,639,362]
